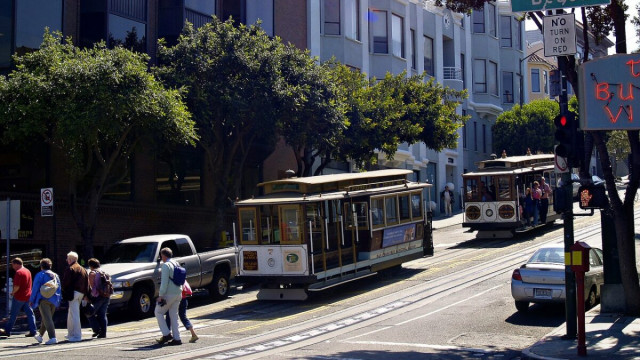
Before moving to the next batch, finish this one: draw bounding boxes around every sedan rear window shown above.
[528,248,564,264]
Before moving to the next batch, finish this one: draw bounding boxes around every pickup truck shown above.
[100,234,237,318]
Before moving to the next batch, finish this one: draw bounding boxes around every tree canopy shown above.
[0,30,197,258]
[492,99,559,156]
[329,64,468,171]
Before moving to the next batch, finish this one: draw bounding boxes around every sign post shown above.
[1,198,20,317]
[544,13,577,57]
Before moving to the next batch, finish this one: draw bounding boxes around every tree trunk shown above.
[593,131,640,315]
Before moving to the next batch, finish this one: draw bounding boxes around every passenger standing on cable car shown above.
[539,177,550,223]
[531,181,542,226]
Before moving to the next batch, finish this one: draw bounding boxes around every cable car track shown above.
[1,211,632,359]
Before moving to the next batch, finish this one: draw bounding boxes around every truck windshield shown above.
[104,243,158,263]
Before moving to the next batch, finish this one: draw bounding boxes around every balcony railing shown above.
[443,67,462,81]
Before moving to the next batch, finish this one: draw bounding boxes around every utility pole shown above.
[557,53,577,339]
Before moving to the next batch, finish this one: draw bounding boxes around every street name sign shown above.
[511,0,610,12]
[543,14,577,57]
[578,54,640,130]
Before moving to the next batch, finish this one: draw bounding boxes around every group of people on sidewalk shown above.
[0,248,199,346]
[0,252,112,344]
[519,177,551,228]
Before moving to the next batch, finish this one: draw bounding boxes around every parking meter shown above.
[570,241,591,356]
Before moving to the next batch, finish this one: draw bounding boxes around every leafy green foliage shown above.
[0,30,196,258]
[492,99,559,156]
[329,64,468,170]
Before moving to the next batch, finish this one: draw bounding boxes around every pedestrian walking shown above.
[154,247,183,346]
[30,258,61,345]
[165,279,199,343]
[0,258,37,338]
[441,185,454,217]
[86,258,110,338]
[62,251,89,342]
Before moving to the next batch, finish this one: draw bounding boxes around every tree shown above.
[156,18,310,244]
[492,99,559,156]
[0,31,197,260]
[277,55,346,177]
[329,64,468,170]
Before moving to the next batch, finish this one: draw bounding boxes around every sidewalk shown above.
[431,209,465,229]
[522,306,640,359]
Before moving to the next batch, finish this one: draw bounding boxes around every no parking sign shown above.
[41,187,54,216]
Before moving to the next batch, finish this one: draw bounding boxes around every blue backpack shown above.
[170,260,186,286]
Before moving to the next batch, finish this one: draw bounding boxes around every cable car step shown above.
[257,288,309,301]
[307,271,378,292]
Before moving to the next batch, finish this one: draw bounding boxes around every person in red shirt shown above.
[0,258,37,337]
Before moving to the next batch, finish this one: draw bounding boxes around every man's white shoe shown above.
[45,338,58,345]
[34,334,43,343]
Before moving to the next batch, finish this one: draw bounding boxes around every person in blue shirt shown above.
[29,258,62,345]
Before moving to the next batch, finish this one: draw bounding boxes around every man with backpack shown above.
[86,258,112,338]
[154,247,183,346]
[30,258,61,345]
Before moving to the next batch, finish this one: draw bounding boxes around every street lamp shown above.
[519,47,544,109]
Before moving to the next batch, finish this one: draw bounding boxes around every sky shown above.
[524,0,639,53]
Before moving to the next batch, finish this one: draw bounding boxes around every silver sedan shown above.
[510,246,604,312]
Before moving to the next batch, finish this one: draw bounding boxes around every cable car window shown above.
[497,176,511,200]
[399,194,411,222]
[385,196,398,225]
[371,198,385,227]
[280,205,302,244]
[239,208,258,244]
[411,192,423,219]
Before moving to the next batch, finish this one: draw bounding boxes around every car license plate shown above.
[534,288,552,298]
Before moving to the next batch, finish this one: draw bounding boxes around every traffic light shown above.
[578,184,609,210]
[554,112,580,167]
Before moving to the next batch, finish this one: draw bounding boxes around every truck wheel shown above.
[210,272,230,301]
[130,286,154,319]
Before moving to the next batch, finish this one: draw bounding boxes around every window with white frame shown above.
[488,61,498,96]
[531,68,540,92]
[392,14,404,58]
[500,16,511,47]
[487,3,496,37]
[473,59,486,93]
[543,70,549,94]
[424,35,434,76]
[345,0,359,40]
[370,9,388,53]
[324,0,340,35]
[472,7,484,33]
[502,71,514,103]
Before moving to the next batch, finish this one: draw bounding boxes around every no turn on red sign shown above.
[543,13,577,57]
[41,187,54,216]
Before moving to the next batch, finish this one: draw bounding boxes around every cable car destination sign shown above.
[511,0,610,12]
[578,54,640,130]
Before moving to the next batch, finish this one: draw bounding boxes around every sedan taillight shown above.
[512,269,522,281]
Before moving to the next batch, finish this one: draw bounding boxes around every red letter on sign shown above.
[596,83,610,101]
[627,59,640,77]
[619,84,634,101]
[604,106,624,124]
